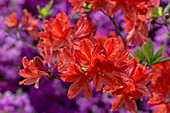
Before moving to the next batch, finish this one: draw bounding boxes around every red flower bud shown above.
[34,56,49,71]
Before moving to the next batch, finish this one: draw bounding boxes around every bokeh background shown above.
[0,0,169,113]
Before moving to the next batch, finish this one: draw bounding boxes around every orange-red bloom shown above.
[148,61,170,113]
[125,16,148,46]
[38,12,72,51]
[61,63,92,100]
[69,0,85,14]
[73,17,97,42]
[4,9,39,41]
[19,57,47,89]
[4,12,18,27]
[103,59,153,113]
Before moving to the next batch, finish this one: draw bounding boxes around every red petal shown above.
[124,96,138,113]
[93,74,103,91]
[79,39,94,60]
[83,79,92,100]
[68,81,83,99]
[62,47,74,62]
[34,56,49,71]
[111,95,123,112]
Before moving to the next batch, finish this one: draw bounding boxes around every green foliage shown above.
[37,0,54,18]
[133,47,145,64]
[152,45,166,62]
[87,4,93,9]
[14,88,23,98]
[83,10,93,14]
[82,2,93,14]
[142,38,154,62]
[81,67,89,71]
[163,3,170,14]
[16,88,23,95]
[150,7,159,18]
[133,38,166,67]
[158,7,163,17]
[150,5,170,18]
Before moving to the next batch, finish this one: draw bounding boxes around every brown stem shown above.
[16,29,39,50]
[100,10,127,50]
[161,18,170,33]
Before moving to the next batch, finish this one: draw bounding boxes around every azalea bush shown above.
[1,0,170,113]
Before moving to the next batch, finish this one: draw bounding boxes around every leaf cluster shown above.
[133,38,166,68]
[37,0,54,18]
[150,4,170,18]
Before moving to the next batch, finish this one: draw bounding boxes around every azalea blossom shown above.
[19,57,47,89]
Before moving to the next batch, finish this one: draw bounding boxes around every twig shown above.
[161,18,170,33]
[100,9,127,50]
[16,29,39,50]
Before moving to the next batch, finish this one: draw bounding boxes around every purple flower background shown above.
[0,0,169,113]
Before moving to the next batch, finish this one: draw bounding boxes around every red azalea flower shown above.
[88,54,128,91]
[21,9,31,26]
[4,12,18,27]
[19,57,47,89]
[4,9,39,40]
[125,16,148,46]
[24,19,39,41]
[61,63,92,100]
[69,0,85,14]
[148,61,170,113]
[104,62,152,113]
[74,39,96,67]
[73,16,97,42]
[86,0,107,13]
[38,12,72,51]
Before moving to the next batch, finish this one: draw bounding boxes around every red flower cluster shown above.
[17,11,161,112]
[148,61,170,113]
[37,13,97,65]
[69,0,160,46]
[4,9,39,40]
[103,58,153,113]
[14,1,169,112]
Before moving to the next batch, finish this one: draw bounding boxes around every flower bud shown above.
[165,13,170,19]
[34,56,49,71]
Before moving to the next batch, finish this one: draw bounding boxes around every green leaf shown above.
[41,8,48,17]
[48,10,53,15]
[46,0,54,11]
[150,7,159,18]
[87,4,93,9]
[163,3,170,14]
[82,10,93,14]
[158,7,163,17]
[82,67,89,71]
[134,47,144,61]
[152,45,166,62]
[37,0,54,18]
[142,38,154,62]
[37,5,41,12]
[152,7,158,14]
[152,55,166,65]
[150,13,159,17]
[16,88,23,95]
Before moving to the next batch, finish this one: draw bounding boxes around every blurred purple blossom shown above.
[0,91,34,113]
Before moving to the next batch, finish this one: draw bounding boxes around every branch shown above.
[100,10,127,50]
[16,29,39,50]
